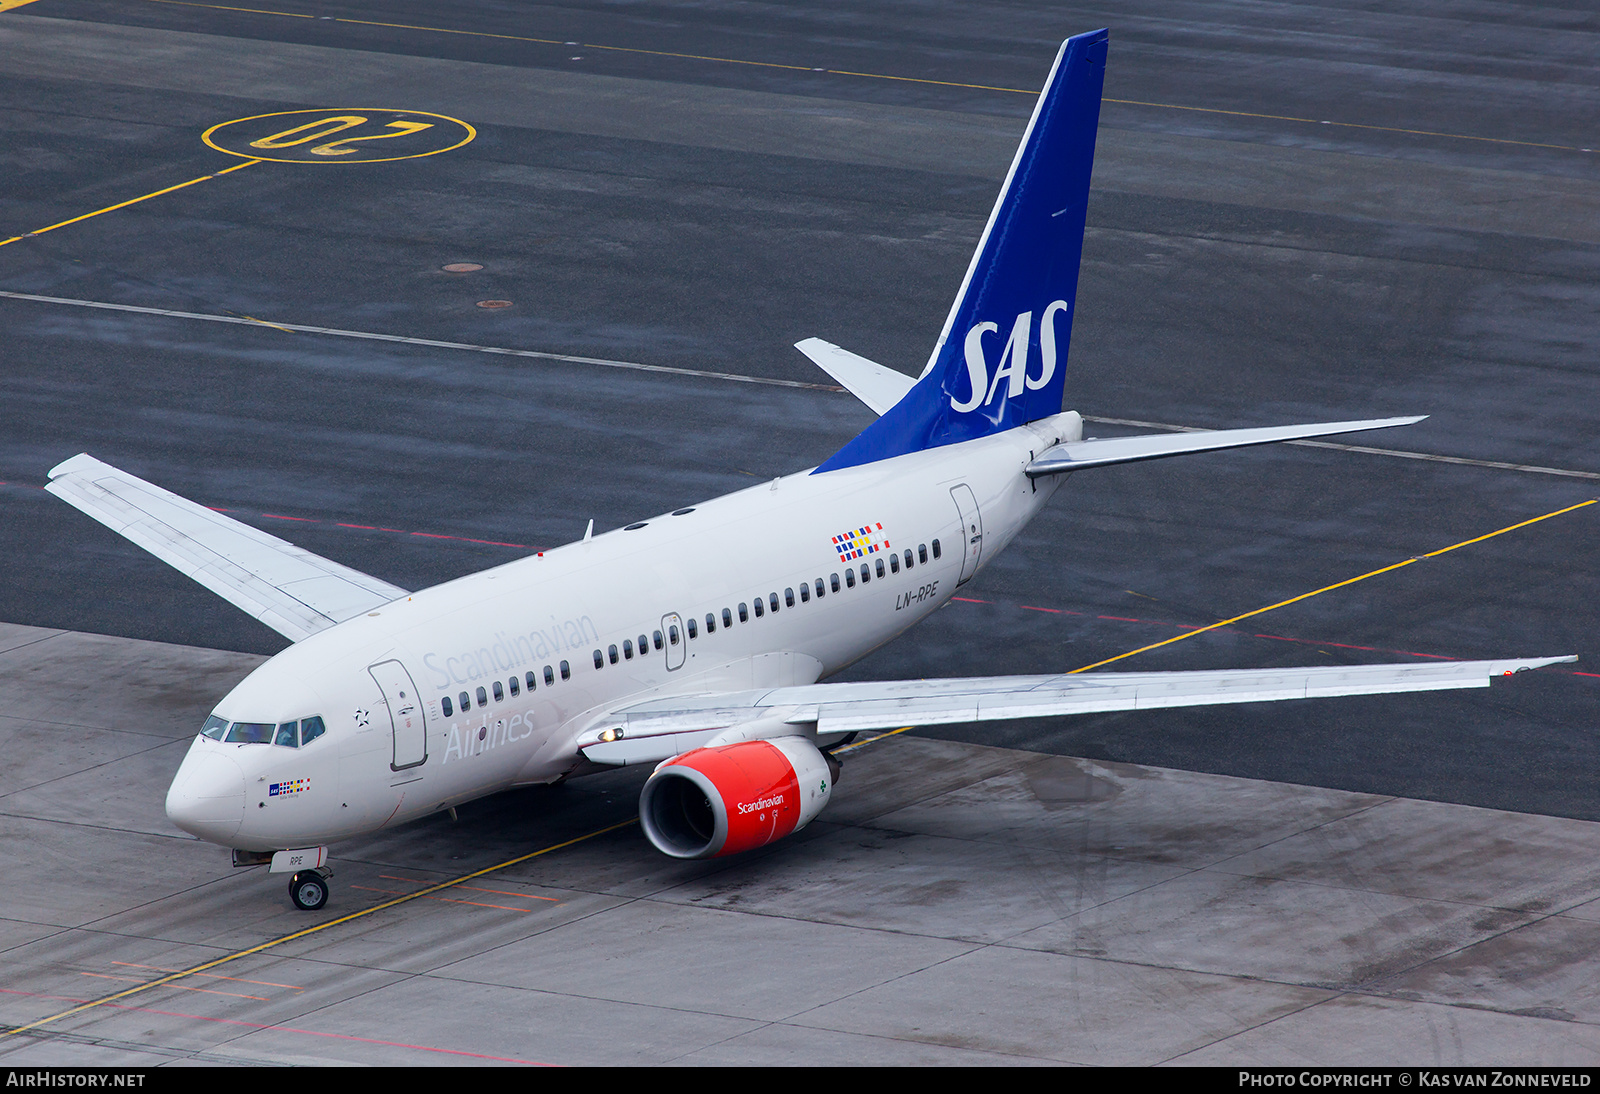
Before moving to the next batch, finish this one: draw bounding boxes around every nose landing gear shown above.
[289,869,331,910]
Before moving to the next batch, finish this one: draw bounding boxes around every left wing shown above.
[578,656,1574,765]
[46,454,409,642]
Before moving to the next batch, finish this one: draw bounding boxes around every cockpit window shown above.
[225,722,274,744]
[207,715,325,745]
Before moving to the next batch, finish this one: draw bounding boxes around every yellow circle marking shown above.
[203,109,475,164]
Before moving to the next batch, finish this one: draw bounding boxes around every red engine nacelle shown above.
[639,736,839,859]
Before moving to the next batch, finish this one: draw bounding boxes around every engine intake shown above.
[639,736,838,859]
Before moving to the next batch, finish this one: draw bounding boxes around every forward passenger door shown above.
[369,659,427,769]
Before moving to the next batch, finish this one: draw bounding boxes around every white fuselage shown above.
[165,414,1079,852]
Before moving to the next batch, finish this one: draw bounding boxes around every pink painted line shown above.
[459,536,535,548]
[1256,633,1378,651]
[410,531,454,539]
[337,522,378,530]
[0,988,554,1065]
[1255,633,1458,660]
[1021,605,1063,614]
[951,596,990,604]
[262,513,317,522]
[1097,615,1141,622]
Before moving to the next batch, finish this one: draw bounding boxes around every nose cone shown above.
[166,746,245,844]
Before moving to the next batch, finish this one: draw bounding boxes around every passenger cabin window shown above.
[919,544,928,564]
[459,691,471,711]
[477,686,488,706]
[753,598,764,618]
[889,554,899,574]
[509,676,520,697]
[844,569,855,588]
[594,649,604,669]
[668,625,679,646]
[932,539,941,559]
[831,574,840,593]
[493,681,504,702]
[560,660,571,680]
[860,563,870,583]
[301,716,326,745]
[722,608,732,628]
[904,549,914,570]
[442,696,454,716]
[654,629,664,650]
[687,618,698,638]
[201,714,228,740]
[545,666,555,686]
[609,644,619,665]
[799,583,809,603]
[705,613,716,633]
[624,639,634,659]
[274,721,298,747]
[526,671,538,691]
[772,592,782,612]
[738,603,748,623]
[876,558,886,578]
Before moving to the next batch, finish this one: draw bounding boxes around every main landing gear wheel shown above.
[289,870,329,910]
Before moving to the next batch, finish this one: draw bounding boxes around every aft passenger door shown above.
[949,485,984,586]
[369,659,427,770]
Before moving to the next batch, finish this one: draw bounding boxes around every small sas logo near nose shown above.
[950,300,1072,412]
[269,778,310,797]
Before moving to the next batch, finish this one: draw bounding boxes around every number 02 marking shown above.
[249,116,368,150]
[204,109,474,164]
[311,121,435,156]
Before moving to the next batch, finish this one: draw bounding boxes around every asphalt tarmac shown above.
[0,0,1595,853]
[6,622,1600,1066]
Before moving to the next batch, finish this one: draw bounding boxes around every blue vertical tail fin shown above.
[815,29,1107,474]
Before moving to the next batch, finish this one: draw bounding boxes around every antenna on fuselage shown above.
[583,518,594,542]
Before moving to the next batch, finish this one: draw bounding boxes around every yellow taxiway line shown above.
[0,819,635,1041]
[0,159,262,248]
[121,0,1598,156]
[1069,499,1597,674]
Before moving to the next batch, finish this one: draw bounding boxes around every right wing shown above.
[46,454,408,643]
[795,338,916,415]
[577,655,1575,765]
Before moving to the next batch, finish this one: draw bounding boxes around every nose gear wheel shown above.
[289,870,329,910]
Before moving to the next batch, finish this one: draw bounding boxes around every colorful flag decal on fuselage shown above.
[832,523,890,562]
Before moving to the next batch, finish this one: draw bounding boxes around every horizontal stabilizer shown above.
[795,338,916,416]
[577,655,1572,765]
[1024,416,1426,477]
[46,454,408,642]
